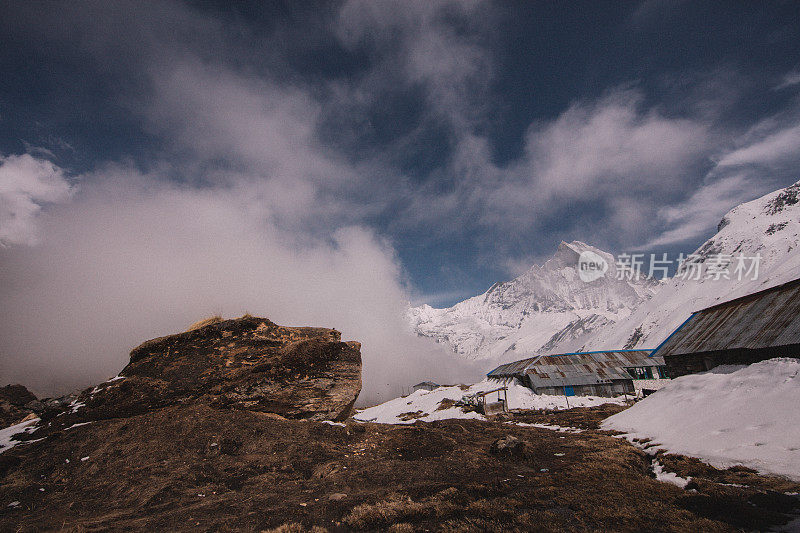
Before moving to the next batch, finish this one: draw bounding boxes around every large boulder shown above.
[0,385,37,428]
[80,316,362,422]
[0,385,36,407]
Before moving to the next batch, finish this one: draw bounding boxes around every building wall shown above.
[665,344,800,378]
[534,379,634,398]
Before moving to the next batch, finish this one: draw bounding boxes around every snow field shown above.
[355,379,626,424]
[602,358,800,481]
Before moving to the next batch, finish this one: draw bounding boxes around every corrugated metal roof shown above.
[654,277,800,358]
[487,350,662,386]
[487,356,541,378]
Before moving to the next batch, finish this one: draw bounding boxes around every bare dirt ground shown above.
[1,402,798,532]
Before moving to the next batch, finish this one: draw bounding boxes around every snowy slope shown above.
[584,180,800,351]
[0,417,40,455]
[354,379,625,424]
[602,358,800,481]
[409,241,660,365]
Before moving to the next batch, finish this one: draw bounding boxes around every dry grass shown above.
[264,524,328,533]
[344,489,459,529]
[436,399,457,411]
[3,403,798,532]
[185,315,222,332]
[263,522,328,533]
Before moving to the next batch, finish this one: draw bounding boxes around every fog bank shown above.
[0,169,483,405]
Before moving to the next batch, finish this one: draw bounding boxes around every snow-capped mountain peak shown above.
[408,240,660,363]
[582,179,800,352]
[410,180,800,366]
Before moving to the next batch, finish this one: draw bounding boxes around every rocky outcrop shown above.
[0,385,37,428]
[67,316,362,423]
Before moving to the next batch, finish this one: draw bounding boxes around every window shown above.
[626,367,651,380]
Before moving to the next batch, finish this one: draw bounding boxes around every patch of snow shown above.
[68,400,85,414]
[602,358,800,481]
[0,418,40,455]
[514,422,583,433]
[7,501,20,508]
[652,459,691,488]
[80,456,89,462]
[321,421,346,427]
[64,422,93,431]
[355,379,624,424]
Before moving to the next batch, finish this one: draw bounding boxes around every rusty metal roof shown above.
[654,277,800,358]
[487,350,662,385]
[486,356,542,378]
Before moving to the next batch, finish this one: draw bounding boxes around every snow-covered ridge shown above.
[408,241,660,365]
[583,180,800,351]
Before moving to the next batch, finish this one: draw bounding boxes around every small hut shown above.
[412,381,440,393]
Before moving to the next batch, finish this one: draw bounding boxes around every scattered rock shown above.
[23,400,45,413]
[489,435,526,458]
[328,493,347,501]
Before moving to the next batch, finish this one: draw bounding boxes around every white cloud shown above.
[715,123,800,169]
[643,102,800,248]
[0,2,491,404]
[419,88,715,249]
[0,154,74,246]
[775,70,800,90]
[0,167,481,404]
[641,173,756,247]
[521,89,710,198]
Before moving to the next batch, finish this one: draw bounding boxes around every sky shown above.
[1,1,800,399]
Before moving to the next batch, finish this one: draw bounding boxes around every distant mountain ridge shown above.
[410,180,800,365]
[408,241,661,364]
